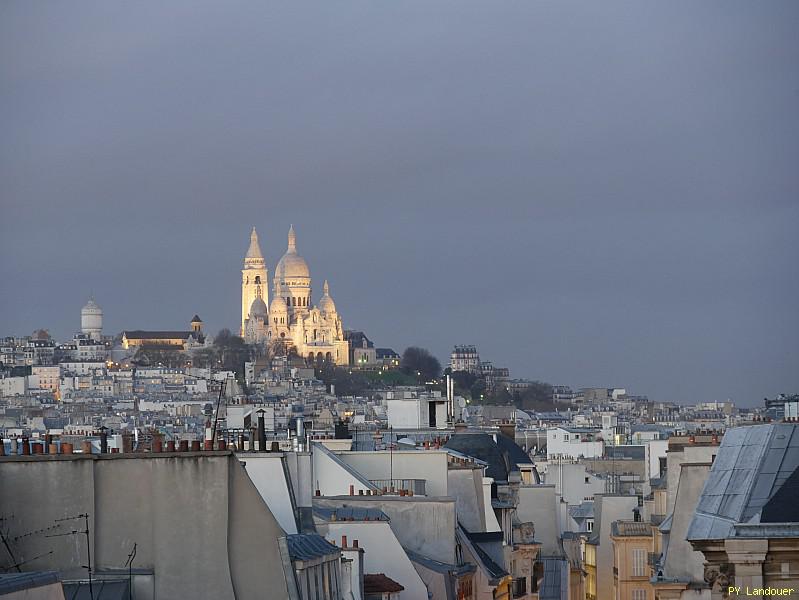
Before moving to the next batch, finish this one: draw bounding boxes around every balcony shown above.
[369,478,426,496]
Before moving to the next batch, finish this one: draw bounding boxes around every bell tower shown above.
[241,227,268,335]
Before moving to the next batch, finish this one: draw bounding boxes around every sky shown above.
[1,1,797,406]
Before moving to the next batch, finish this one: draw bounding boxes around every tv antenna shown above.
[47,513,93,600]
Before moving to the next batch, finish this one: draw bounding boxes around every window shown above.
[632,549,646,577]
[632,589,647,600]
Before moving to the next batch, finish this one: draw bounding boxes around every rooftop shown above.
[611,520,652,537]
[286,534,340,562]
[687,423,799,541]
[363,574,404,594]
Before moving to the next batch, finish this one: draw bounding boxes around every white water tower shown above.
[81,297,103,339]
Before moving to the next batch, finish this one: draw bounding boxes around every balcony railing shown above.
[369,478,426,496]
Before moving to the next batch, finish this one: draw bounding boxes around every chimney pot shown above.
[153,438,163,453]
[204,440,213,450]
[353,539,359,548]
[179,440,189,452]
[191,440,201,452]
[349,484,355,496]
[166,440,176,452]
[111,447,119,454]
[342,535,347,547]
[61,442,74,455]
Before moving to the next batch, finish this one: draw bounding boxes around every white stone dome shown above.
[318,280,336,314]
[249,297,267,318]
[82,298,102,315]
[269,293,288,314]
[274,225,310,281]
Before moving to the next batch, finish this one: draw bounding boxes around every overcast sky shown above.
[1,1,797,405]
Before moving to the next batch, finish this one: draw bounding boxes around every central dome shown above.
[274,225,310,281]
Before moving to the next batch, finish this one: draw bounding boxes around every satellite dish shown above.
[458,398,467,408]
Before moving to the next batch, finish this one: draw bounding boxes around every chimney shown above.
[204,440,213,450]
[257,409,267,452]
[218,439,227,451]
[498,421,516,440]
[178,439,189,452]
[166,440,176,452]
[341,535,348,547]
[352,539,359,548]
[237,434,245,452]
[81,440,92,455]
[61,442,74,455]
[99,427,108,454]
[349,484,355,496]
[191,440,201,452]
[153,438,163,453]
[454,421,468,434]
[21,437,30,455]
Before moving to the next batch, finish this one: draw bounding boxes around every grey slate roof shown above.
[539,557,569,600]
[286,533,340,561]
[313,506,389,522]
[569,501,594,520]
[0,572,60,595]
[444,432,531,482]
[687,423,799,541]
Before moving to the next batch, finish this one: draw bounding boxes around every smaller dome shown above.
[250,297,268,318]
[318,280,336,314]
[82,298,102,314]
[269,294,288,314]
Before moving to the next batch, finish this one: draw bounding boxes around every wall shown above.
[336,451,449,497]
[387,399,425,429]
[663,463,711,583]
[312,444,377,496]
[547,429,604,460]
[593,495,639,600]
[647,440,669,480]
[238,453,298,534]
[322,521,429,600]
[447,468,486,533]
[314,496,456,565]
[0,453,292,600]
[516,485,560,555]
[544,462,606,506]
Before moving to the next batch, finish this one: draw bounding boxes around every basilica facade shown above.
[241,226,349,365]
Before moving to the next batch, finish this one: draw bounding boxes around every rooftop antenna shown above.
[47,513,93,600]
[2,515,60,573]
[124,543,137,600]
[210,379,227,446]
